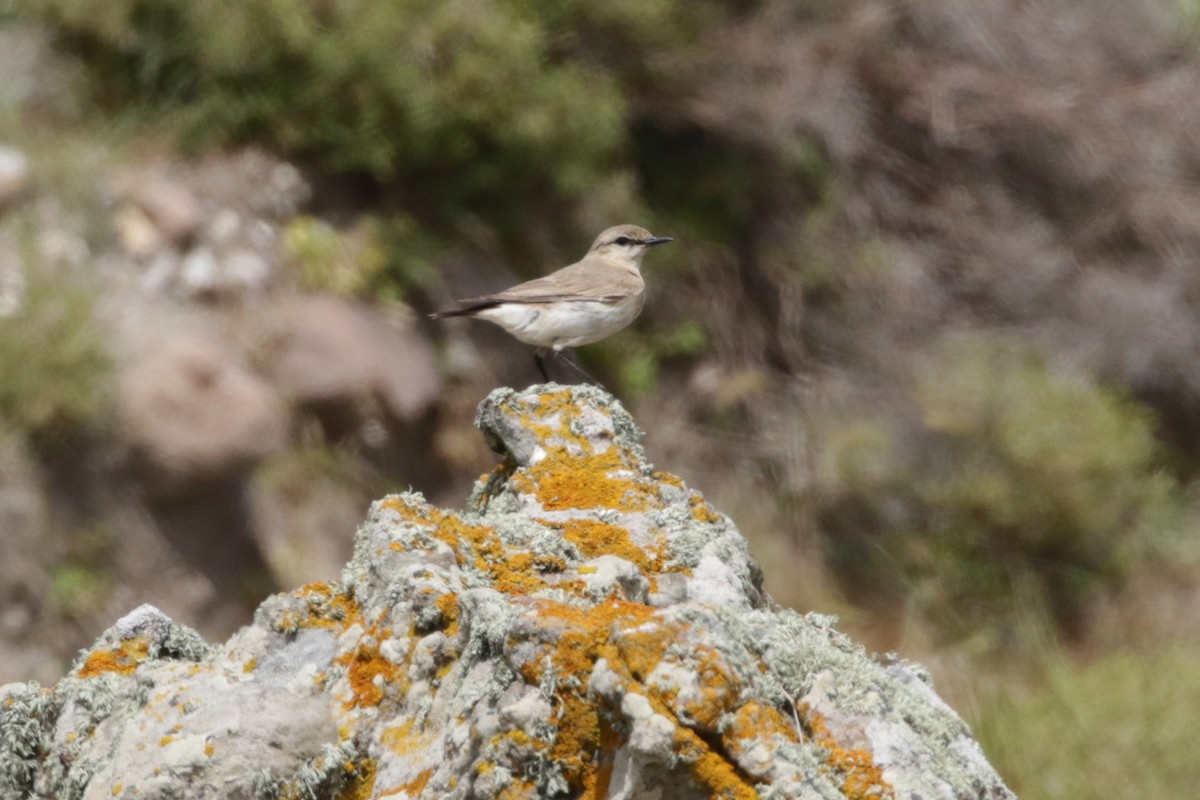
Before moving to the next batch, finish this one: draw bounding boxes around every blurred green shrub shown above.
[817,333,1174,646]
[282,215,387,298]
[597,317,707,396]
[0,263,112,449]
[21,0,744,231]
[47,523,115,617]
[972,646,1200,800]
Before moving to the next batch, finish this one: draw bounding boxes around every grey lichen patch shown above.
[78,604,214,670]
[273,740,364,800]
[488,512,576,564]
[0,682,58,799]
[13,672,143,800]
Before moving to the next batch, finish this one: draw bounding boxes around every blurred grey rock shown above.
[132,178,202,246]
[220,247,272,294]
[140,251,178,292]
[117,334,286,492]
[180,247,219,296]
[262,295,441,438]
[37,228,89,269]
[0,434,60,685]
[207,207,241,245]
[113,205,163,257]
[0,386,1015,800]
[0,145,31,210]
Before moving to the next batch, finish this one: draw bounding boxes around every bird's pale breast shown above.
[475,293,644,349]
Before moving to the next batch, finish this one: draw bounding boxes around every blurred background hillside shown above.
[1,0,1198,795]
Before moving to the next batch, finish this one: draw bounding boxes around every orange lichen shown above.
[512,453,656,512]
[690,494,724,524]
[292,582,362,630]
[77,638,151,678]
[382,496,557,596]
[506,599,657,795]
[584,711,623,799]
[557,609,743,797]
[797,703,895,800]
[243,658,257,673]
[675,646,741,732]
[608,618,686,682]
[674,724,760,800]
[380,720,438,759]
[724,700,800,747]
[434,592,460,636]
[524,600,766,799]
[378,766,434,798]
[653,471,686,489]
[338,638,401,709]
[555,518,664,574]
[495,389,666,514]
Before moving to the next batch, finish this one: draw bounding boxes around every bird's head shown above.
[588,224,673,270]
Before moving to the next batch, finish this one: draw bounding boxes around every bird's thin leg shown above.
[534,349,550,382]
[554,349,604,388]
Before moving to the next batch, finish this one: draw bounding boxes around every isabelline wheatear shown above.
[430,224,672,381]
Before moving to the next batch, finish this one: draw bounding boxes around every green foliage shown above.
[913,335,1170,636]
[47,523,115,617]
[0,261,112,449]
[603,318,708,396]
[20,0,745,232]
[47,563,111,617]
[972,646,1200,800]
[816,333,1175,645]
[282,215,388,298]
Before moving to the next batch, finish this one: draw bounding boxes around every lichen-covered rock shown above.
[0,385,1015,800]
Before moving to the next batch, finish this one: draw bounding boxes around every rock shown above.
[261,295,441,437]
[113,205,163,257]
[206,207,241,245]
[117,334,287,492]
[0,434,59,685]
[220,247,272,294]
[0,145,31,210]
[0,386,1014,800]
[179,247,219,296]
[131,178,202,246]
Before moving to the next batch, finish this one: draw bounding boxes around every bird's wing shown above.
[460,261,642,305]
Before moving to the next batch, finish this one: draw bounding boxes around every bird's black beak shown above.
[644,236,673,246]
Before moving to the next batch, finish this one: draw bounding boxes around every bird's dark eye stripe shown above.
[613,236,636,245]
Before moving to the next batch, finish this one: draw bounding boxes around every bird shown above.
[430,224,673,382]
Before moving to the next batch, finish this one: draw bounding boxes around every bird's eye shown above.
[614,236,632,246]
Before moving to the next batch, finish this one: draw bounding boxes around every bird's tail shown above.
[429,300,501,320]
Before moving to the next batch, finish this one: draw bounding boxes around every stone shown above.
[0,434,58,685]
[0,386,1014,800]
[179,247,219,296]
[0,145,31,210]
[220,247,272,294]
[113,205,163,257]
[261,295,441,437]
[116,334,287,492]
[131,178,202,246]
